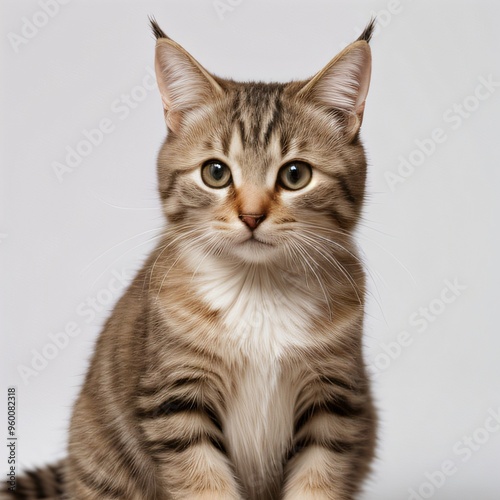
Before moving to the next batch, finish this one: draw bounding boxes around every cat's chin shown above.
[230,238,280,264]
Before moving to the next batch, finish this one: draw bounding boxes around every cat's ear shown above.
[151,19,223,133]
[297,21,374,139]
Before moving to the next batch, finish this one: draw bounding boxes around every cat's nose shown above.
[239,214,265,230]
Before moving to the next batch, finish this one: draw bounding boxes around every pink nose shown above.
[239,214,265,230]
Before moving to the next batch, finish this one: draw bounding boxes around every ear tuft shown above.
[357,18,376,43]
[149,16,169,40]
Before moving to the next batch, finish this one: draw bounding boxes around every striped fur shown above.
[0,460,65,499]
[3,18,377,500]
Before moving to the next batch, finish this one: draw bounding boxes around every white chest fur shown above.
[191,256,322,486]
[225,357,293,491]
[193,257,319,357]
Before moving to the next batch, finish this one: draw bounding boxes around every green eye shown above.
[201,160,232,189]
[278,161,312,190]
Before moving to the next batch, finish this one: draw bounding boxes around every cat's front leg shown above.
[151,440,243,500]
[281,383,375,500]
[137,392,243,500]
[282,445,359,500]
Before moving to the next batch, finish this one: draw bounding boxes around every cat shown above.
[3,17,377,500]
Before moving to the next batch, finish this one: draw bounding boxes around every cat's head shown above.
[152,19,373,265]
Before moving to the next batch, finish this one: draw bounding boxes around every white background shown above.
[1,1,499,499]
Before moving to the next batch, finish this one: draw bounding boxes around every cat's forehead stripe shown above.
[226,127,244,186]
[262,95,282,148]
[222,86,288,186]
[230,84,285,151]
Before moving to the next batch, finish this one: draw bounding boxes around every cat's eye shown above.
[278,161,312,190]
[201,160,232,189]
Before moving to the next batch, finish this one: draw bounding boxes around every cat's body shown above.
[3,19,376,500]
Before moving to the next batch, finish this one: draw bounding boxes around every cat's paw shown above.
[184,494,243,500]
[175,491,244,500]
[283,491,344,500]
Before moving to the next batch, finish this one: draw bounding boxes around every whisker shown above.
[287,238,333,319]
[92,195,160,211]
[299,229,366,293]
[299,223,397,323]
[303,220,415,284]
[155,232,211,300]
[148,226,204,296]
[296,234,362,305]
[81,227,164,275]
[89,232,164,288]
[189,235,223,281]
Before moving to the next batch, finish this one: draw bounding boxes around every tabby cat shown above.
[4,18,377,500]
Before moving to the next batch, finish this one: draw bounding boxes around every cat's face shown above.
[153,23,372,265]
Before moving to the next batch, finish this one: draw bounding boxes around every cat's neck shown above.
[176,245,326,356]
[181,244,318,300]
